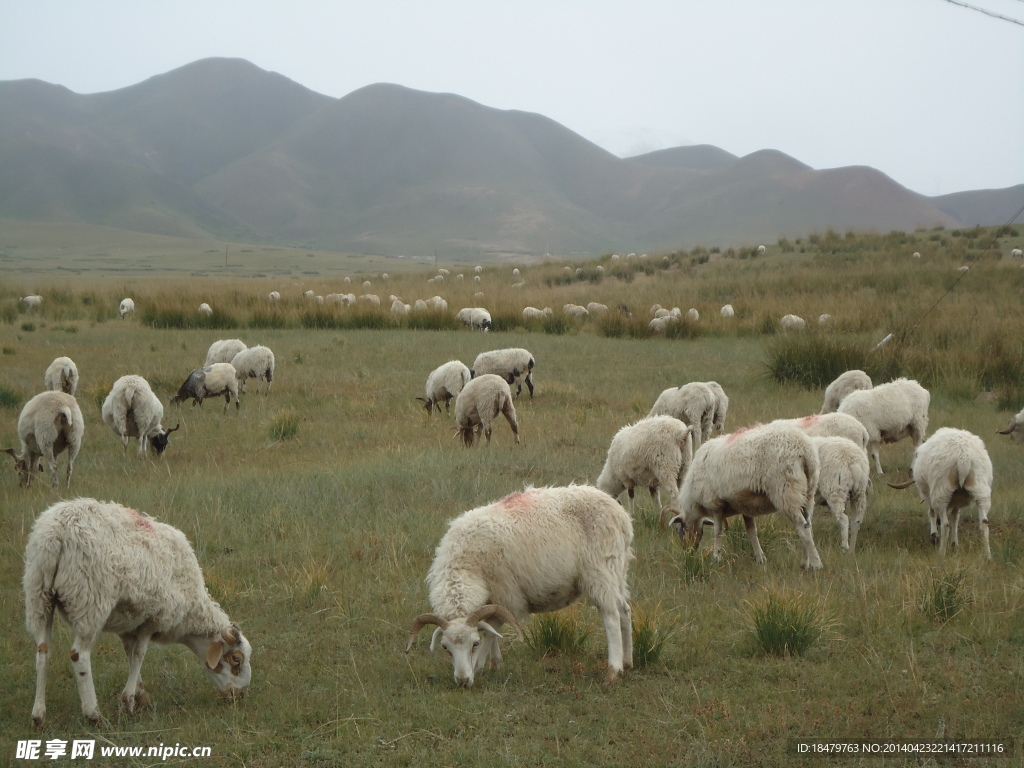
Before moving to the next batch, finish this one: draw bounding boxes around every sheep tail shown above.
[24,537,63,635]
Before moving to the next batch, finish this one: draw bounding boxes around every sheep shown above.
[912,251,922,259]
[648,382,717,449]
[362,281,372,289]
[391,299,409,316]
[472,291,486,301]
[596,416,696,524]
[43,356,79,396]
[780,314,806,331]
[837,378,930,475]
[418,360,471,415]
[414,299,429,311]
[102,375,179,456]
[24,498,252,727]
[996,408,1024,442]
[820,370,873,414]
[344,277,351,284]
[664,422,823,570]
[474,265,483,274]
[654,308,671,319]
[198,303,213,316]
[315,295,324,304]
[230,345,275,395]
[474,275,482,285]
[648,316,677,334]
[454,373,519,447]
[205,338,247,366]
[437,268,449,276]
[118,298,135,319]
[720,304,735,318]
[522,306,552,320]
[472,348,535,398]
[4,391,84,488]
[304,290,315,299]
[512,281,524,290]
[704,381,730,436]
[810,436,871,552]
[650,304,663,316]
[405,485,632,686]
[170,363,240,412]
[776,413,870,452]
[686,308,699,323]
[455,307,491,331]
[20,295,43,308]
[382,272,390,280]
[563,303,589,318]
[268,291,281,302]
[888,428,993,559]
[358,294,381,306]
[1012,248,1023,259]
[429,296,448,312]
[596,265,604,274]
[757,245,766,255]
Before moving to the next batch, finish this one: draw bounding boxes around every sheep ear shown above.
[429,626,445,652]
[477,622,504,640]
[206,641,225,670]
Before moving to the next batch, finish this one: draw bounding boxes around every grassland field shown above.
[0,225,1022,767]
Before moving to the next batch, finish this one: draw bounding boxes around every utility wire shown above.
[940,0,1024,26]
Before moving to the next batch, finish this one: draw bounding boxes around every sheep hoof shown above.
[604,667,624,685]
[31,714,45,730]
[85,711,108,728]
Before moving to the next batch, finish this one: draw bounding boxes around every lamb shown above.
[664,422,823,570]
[205,338,247,366]
[230,346,275,395]
[720,304,735,318]
[170,363,240,412]
[472,348,535,398]
[118,298,135,319]
[418,360,471,415]
[648,382,717,449]
[810,436,871,552]
[454,373,519,447]
[43,356,79,396]
[198,303,213,316]
[996,408,1024,442]
[595,416,696,524]
[20,295,43,308]
[888,428,993,559]
[780,314,806,331]
[837,377,930,475]
[455,307,492,331]
[102,375,179,456]
[4,391,84,488]
[776,413,870,452]
[24,498,252,727]
[405,485,633,686]
[820,370,873,414]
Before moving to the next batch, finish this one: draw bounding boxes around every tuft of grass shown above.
[269,410,300,442]
[20,322,35,332]
[525,607,591,657]
[674,545,721,583]
[764,333,904,389]
[0,384,24,409]
[746,589,828,657]
[920,569,973,623]
[631,603,671,669]
[2,346,15,355]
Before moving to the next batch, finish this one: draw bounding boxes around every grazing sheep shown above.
[586,302,608,314]
[648,382,717,449]
[102,375,179,456]
[912,251,922,259]
[472,348,535,398]
[837,378,930,475]
[650,304,663,316]
[596,265,604,273]
[563,303,589,318]
[382,272,390,281]
[648,316,677,334]
[757,245,766,255]
[418,360,471,416]
[686,308,699,323]
[654,308,671,319]
[522,306,553,320]
[171,363,240,412]
[118,298,135,319]
[704,381,730,436]
[344,277,352,284]
[665,422,823,570]
[304,290,315,299]
[888,428,993,559]
[720,304,735,318]
[43,356,79,396]
[391,299,410,316]
[996,408,1024,442]
[512,282,524,289]
[4,391,84,488]
[268,291,281,302]
[429,296,448,312]
[512,268,520,277]
[777,413,870,452]
[474,275,481,285]
[205,339,247,366]
[358,294,381,306]
[413,299,429,311]
[596,416,696,524]
[956,265,970,273]
[818,313,833,325]
[780,314,806,332]
[406,485,632,686]
[230,346,275,395]
[1012,248,1023,259]
[455,307,492,331]
[24,498,252,727]
[810,436,871,552]
[454,373,519,447]
[820,370,873,414]
[198,303,213,316]
[20,295,43,308]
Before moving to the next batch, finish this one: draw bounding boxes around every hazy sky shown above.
[2,0,1022,197]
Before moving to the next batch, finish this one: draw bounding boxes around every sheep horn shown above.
[406,613,448,653]
[996,421,1017,435]
[467,604,524,641]
[164,423,181,435]
[888,479,915,490]
[222,624,241,645]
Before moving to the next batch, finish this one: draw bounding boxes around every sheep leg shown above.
[792,516,823,571]
[600,605,626,684]
[500,399,520,444]
[626,487,635,518]
[525,373,534,398]
[949,508,961,551]
[70,633,106,725]
[847,489,867,554]
[742,515,768,564]
[976,495,992,560]
[825,493,851,552]
[870,442,884,475]
[710,516,726,560]
[119,634,152,713]
[935,505,950,557]
[29,609,54,728]
[618,601,633,672]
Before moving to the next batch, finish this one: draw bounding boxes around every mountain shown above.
[0,58,1018,258]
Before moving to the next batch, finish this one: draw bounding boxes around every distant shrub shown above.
[248,308,288,329]
[21,322,35,332]
[764,334,904,389]
[542,315,573,335]
[0,384,24,409]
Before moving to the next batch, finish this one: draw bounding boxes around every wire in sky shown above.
[940,0,1024,26]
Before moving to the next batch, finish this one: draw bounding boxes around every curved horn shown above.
[887,479,915,490]
[164,423,181,435]
[222,624,241,645]
[996,421,1017,435]
[406,613,449,653]
[466,604,524,641]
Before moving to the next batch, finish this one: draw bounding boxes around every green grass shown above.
[745,589,829,657]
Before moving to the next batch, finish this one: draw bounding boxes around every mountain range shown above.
[1,57,1020,260]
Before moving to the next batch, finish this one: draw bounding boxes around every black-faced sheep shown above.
[171,363,240,412]
[4,391,84,488]
[102,375,179,456]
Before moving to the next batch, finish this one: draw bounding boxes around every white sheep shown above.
[837,378,930,475]
[429,296,448,312]
[686,308,699,323]
[720,304,735,318]
[418,360,471,416]
[648,382,717,449]
[563,303,589,318]
[777,413,870,452]
[654,308,671,319]
[780,314,806,331]
[358,294,381,306]
[596,415,696,524]
[414,299,429,312]
[454,373,519,447]
[102,375,179,456]
[912,251,922,259]
[522,306,552,320]
[4,391,84,488]
[171,363,240,412]
[118,298,135,319]
[391,299,409,316]
[512,268,521,277]
[757,245,766,255]
[704,381,730,436]
[205,338,247,366]
[405,485,633,686]
[888,428,993,559]
[810,436,871,552]
[474,265,483,274]
[24,498,252,727]
[304,290,315,299]
[474,275,482,285]
[996,408,1024,442]
[20,295,43,308]
[818,313,833,325]
[437,268,449,276]
[362,281,372,289]
[586,302,609,314]
[472,348,535,398]
[665,422,823,570]
[455,307,492,331]
[198,303,213,316]
[268,291,281,302]
[820,370,873,414]
[230,345,275,395]
[650,304,663,316]
[648,316,677,334]
[43,356,79,396]
[1012,248,1023,259]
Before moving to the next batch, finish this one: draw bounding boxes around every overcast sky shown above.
[2,0,1022,197]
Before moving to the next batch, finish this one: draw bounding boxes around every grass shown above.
[745,589,829,657]
[0,224,1023,766]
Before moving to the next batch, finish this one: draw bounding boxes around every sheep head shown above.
[149,424,180,455]
[406,605,524,687]
[201,623,252,701]
[666,505,705,549]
